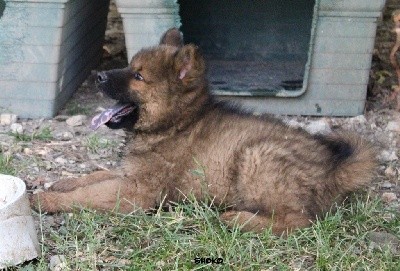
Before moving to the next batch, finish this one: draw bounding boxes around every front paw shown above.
[29,192,58,213]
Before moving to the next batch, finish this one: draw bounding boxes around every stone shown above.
[23,148,33,155]
[49,255,67,271]
[54,131,74,141]
[305,119,331,135]
[44,182,55,190]
[384,166,396,177]
[348,115,367,125]
[55,157,67,165]
[381,181,393,189]
[386,121,400,132]
[66,115,87,127]
[10,123,23,134]
[0,113,17,126]
[378,150,398,162]
[368,231,399,254]
[381,192,397,203]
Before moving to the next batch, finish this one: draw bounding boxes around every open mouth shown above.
[90,102,136,130]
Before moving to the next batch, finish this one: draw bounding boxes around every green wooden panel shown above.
[306,83,367,100]
[314,36,375,54]
[220,96,366,116]
[316,17,377,38]
[320,0,386,13]
[311,53,372,69]
[309,68,370,85]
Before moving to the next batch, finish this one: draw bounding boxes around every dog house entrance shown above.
[178,0,316,96]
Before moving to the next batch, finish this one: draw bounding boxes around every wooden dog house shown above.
[0,0,386,117]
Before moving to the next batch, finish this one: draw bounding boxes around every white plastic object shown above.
[0,174,40,268]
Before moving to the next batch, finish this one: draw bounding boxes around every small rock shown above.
[23,148,33,155]
[0,113,17,126]
[305,119,331,135]
[44,181,55,190]
[378,150,398,162]
[36,148,50,156]
[55,157,68,165]
[49,255,67,271]
[384,166,396,177]
[66,115,87,127]
[348,115,367,125]
[368,231,400,254]
[55,131,74,141]
[386,121,400,132]
[10,123,23,134]
[381,181,393,189]
[382,192,397,203]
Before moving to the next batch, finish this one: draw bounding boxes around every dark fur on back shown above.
[313,134,354,168]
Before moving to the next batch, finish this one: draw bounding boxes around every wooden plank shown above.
[316,18,377,38]
[313,36,375,54]
[311,52,372,69]
[219,96,366,116]
[309,68,370,85]
[305,83,368,100]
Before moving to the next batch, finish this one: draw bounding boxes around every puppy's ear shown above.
[160,28,184,47]
[175,44,205,82]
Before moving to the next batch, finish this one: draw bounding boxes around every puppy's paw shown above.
[29,192,58,213]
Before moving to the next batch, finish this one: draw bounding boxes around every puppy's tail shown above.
[315,132,377,193]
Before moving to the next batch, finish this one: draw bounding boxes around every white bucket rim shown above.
[0,174,27,210]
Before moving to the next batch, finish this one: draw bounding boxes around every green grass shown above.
[8,194,400,270]
[84,134,118,154]
[9,126,53,142]
[0,153,15,175]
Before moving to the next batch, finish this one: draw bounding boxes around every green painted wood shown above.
[311,53,372,69]
[309,68,370,85]
[314,36,375,53]
[316,17,377,38]
[221,96,366,116]
[306,84,368,100]
[319,0,386,13]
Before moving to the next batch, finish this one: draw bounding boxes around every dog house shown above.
[0,0,111,118]
[0,0,386,117]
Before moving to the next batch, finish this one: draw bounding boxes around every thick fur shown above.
[31,28,377,234]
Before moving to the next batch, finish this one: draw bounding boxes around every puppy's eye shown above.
[133,72,144,81]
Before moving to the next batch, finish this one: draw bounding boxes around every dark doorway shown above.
[178,0,316,96]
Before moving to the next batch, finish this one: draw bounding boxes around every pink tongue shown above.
[90,104,131,130]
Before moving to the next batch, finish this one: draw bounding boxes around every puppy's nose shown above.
[97,71,108,83]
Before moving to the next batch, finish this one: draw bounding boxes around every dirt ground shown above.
[1,0,400,262]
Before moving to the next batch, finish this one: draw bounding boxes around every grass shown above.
[84,134,118,154]
[8,126,53,142]
[0,152,15,175]
[7,194,400,270]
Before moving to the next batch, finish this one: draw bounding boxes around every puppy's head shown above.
[91,28,208,132]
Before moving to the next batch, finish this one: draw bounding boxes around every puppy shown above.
[32,28,376,234]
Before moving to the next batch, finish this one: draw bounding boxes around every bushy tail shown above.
[316,132,377,193]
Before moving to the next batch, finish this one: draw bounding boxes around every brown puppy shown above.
[32,28,377,234]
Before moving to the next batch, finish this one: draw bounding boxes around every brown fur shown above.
[31,28,377,234]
